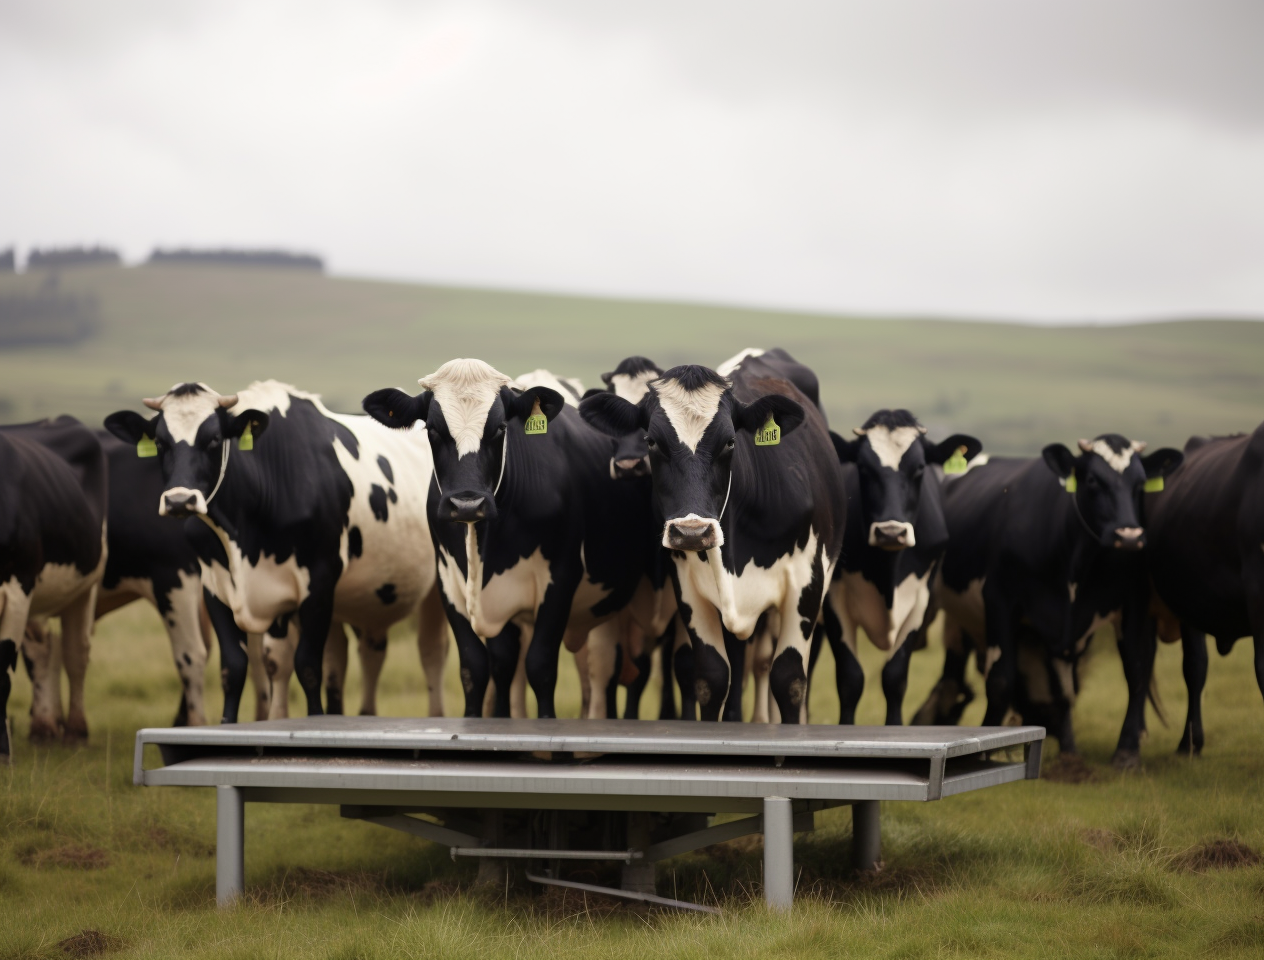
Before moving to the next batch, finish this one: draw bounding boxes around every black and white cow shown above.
[0,417,107,760]
[580,363,846,723]
[363,359,662,719]
[915,435,1182,765]
[819,410,982,725]
[1145,424,1264,756]
[105,381,448,722]
[94,430,214,726]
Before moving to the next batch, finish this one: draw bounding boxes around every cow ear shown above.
[581,387,607,401]
[104,410,157,444]
[928,434,983,466]
[363,388,431,428]
[504,386,565,423]
[736,395,805,438]
[1142,447,1183,479]
[830,430,862,463]
[580,392,644,437]
[1041,443,1077,480]
[600,371,615,386]
[224,409,269,441]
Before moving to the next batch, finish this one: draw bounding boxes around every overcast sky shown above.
[3,1,1262,322]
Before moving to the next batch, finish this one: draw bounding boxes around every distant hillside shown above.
[0,264,1259,453]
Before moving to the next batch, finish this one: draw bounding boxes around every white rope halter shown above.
[205,439,231,505]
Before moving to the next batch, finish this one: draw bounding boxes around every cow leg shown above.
[22,617,63,741]
[203,589,249,724]
[356,627,389,717]
[1112,605,1155,769]
[980,583,1017,727]
[294,587,338,716]
[61,588,95,743]
[487,623,522,718]
[164,574,209,726]
[881,639,915,726]
[656,620,679,720]
[573,643,592,719]
[440,592,490,718]
[825,590,864,725]
[1177,625,1207,756]
[523,572,582,719]
[911,618,974,725]
[417,586,449,718]
[583,621,622,720]
[246,632,270,720]
[722,627,747,722]
[673,618,696,720]
[674,583,731,721]
[323,622,349,716]
[769,599,815,726]
[0,636,15,762]
[262,625,297,720]
[624,649,650,720]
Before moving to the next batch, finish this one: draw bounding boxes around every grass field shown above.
[1,265,1263,453]
[2,266,1264,957]
[2,601,1263,959]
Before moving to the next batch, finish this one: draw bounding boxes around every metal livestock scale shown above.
[134,717,1044,911]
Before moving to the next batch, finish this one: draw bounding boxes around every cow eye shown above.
[726,437,736,449]
[645,436,656,449]
[207,436,221,448]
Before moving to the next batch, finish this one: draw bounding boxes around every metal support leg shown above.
[216,786,244,907]
[622,812,656,894]
[763,796,794,910]
[851,800,881,872]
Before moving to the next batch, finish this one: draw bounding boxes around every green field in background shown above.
[1,265,1262,452]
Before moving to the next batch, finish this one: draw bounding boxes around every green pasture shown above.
[1,265,1263,452]
[3,601,1263,959]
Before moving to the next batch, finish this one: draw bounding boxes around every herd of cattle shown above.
[1,347,1261,769]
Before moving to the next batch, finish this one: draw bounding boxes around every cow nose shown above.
[1113,527,1145,550]
[870,520,913,551]
[613,457,648,479]
[164,492,196,516]
[666,519,718,551]
[448,496,487,522]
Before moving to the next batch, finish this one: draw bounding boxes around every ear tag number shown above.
[943,447,968,474]
[524,399,548,436]
[1065,475,1077,493]
[237,424,254,451]
[1144,476,1164,493]
[755,415,781,447]
[136,436,157,458]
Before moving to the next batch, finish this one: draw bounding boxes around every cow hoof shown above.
[1175,739,1203,758]
[1111,748,1141,770]
[63,718,89,744]
[29,717,62,743]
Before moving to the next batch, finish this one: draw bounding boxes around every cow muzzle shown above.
[160,487,206,517]
[663,515,723,551]
[610,456,650,480]
[1112,527,1145,551]
[443,493,489,523]
[869,520,915,551]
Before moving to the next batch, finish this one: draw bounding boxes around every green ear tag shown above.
[1144,476,1164,493]
[755,415,781,446]
[524,401,547,436]
[237,424,254,451]
[136,436,157,458]
[943,447,968,475]
[1065,474,1077,493]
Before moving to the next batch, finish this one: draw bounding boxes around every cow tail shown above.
[1147,670,1168,729]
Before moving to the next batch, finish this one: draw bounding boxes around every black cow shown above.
[1145,425,1264,755]
[363,359,660,719]
[0,417,107,760]
[94,430,214,726]
[915,435,1182,765]
[816,410,981,725]
[580,363,846,723]
[105,380,448,722]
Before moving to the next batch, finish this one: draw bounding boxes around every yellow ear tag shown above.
[237,424,254,451]
[1144,476,1164,493]
[136,436,157,458]
[524,400,547,436]
[943,447,968,475]
[755,414,781,446]
[1065,474,1077,493]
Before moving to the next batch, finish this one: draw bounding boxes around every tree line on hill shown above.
[0,274,99,347]
[0,245,324,272]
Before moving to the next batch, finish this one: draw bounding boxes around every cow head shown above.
[1042,434,1183,550]
[581,364,805,551]
[588,356,663,480]
[833,410,982,551]
[363,358,564,524]
[104,383,269,517]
